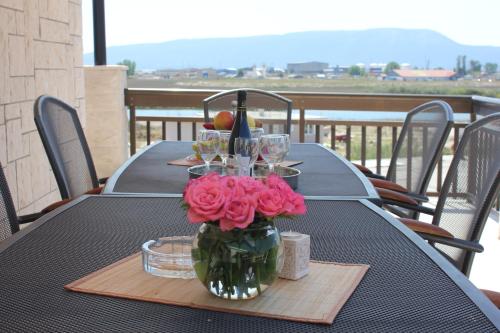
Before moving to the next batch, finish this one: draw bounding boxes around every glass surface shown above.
[259,134,290,172]
[142,236,195,279]
[197,130,220,170]
[250,127,264,139]
[234,137,259,176]
[192,222,283,300]
[218,130,231,166]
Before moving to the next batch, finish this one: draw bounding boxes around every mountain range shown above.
[83,28,500,70]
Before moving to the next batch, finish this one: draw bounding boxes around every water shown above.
[136,108,470,122]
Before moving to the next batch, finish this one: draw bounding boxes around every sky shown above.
[82,0,500,53]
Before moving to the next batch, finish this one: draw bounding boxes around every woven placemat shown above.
[65,253,368,325]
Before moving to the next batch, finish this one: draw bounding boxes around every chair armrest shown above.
[377,188,419,205]
[85,187,103,195]
[398,218,454,238]
[370,179,429,202]
[420,234,484,253]
[17,212,44,224]
[353,163,373,174]
[377,188,435,215]
[41,199,72,214]
[98,177,108,185]
[481,290,500,309]
[370,178,408,193]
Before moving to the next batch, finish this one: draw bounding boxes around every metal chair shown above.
[203,88,293,134]
[394,114,500,277]
[357,101,454,217]
[0,164,43,241]
[34,95,105,200]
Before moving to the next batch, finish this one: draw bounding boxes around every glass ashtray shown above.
[142,236,195,279]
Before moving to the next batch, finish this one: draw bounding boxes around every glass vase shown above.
[191,221,283,300]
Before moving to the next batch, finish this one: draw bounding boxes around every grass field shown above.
[129,76,500,97]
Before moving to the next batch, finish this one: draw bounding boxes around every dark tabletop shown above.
[0,196,498,332]
[104,141,379,200]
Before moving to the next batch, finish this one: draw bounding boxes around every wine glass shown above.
[235,137,259,176]
[197,130,220,171]
[250,127,264,139]
[258,134,290,173]
[218,131,231,166]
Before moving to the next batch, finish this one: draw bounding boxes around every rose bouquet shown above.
[184,173,306,300]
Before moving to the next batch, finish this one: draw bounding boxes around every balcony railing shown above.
[124,88,499,201]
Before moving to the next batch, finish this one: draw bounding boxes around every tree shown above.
[384,61,400,74]
[349,65,362,76]
[469,59,481,74]
[484,63,498,75]
[455,55,467,76]
[117,59,136,76]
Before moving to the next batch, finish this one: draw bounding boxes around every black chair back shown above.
[387,100,454,196]
[433,114,500,275]
[203,88,292,134]
[34,95,99,200]
[0,164,19,241]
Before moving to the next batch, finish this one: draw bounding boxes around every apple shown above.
[214,111,235,130]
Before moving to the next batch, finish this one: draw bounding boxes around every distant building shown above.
[368,63,386,76]
[287,61,329,74]
[389,69,456,81]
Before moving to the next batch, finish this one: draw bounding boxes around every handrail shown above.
[125,88,472,113]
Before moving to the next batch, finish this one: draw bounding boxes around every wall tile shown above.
[6,118,23,161]
[7,77,26,103]
[15,10,25,35]
[68,2,81,36]
[40,18,69,43]
[0,7,17,34]
[21,101,36,133]
[0,125,6,166]
[16,156,33,208]
[5,103,20,120]
[8,35,27,76]
[0,0,24,10]
[34,41,67,69]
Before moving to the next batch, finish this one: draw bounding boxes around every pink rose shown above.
[256,188,285,217]
[184,174,226,223]
[238,176,265,197]
[265,174,294,195]
[282,191,307,215]
[219,194,257,231]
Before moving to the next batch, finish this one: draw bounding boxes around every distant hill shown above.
[84,28,500,70]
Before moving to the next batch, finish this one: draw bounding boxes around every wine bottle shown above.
[228,91,249,155]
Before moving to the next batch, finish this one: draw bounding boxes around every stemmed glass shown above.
[197,130,220,171]
[235,137,259,176]
[218,131,231,166]
[258,134,290,173]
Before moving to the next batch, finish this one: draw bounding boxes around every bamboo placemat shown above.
[65,253,368,325]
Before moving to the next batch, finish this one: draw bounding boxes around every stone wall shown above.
[0,0,84,214]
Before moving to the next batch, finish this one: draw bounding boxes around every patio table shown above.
[103,141,380,202]
[0,196,498,332]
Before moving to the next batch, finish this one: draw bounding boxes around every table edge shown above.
[359,199,500,330]
[103,141,164,194]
